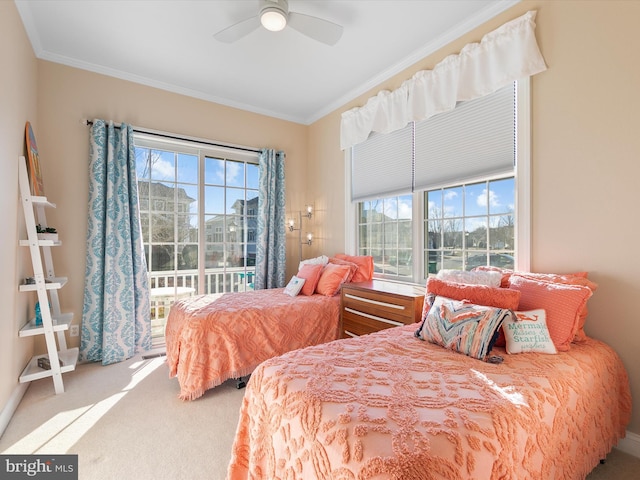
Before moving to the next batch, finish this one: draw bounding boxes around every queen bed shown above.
[227,299,631,479]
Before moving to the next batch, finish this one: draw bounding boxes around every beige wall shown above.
[0,1,38,422]
[3,0,639,442]
[2,3,308,417]
[309,0,640,435]
[34,60,309,356]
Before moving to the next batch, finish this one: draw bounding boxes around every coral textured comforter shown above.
[165,288,341,400]
[227,324,631,479]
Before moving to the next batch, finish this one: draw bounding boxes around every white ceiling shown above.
[15,0,518,125]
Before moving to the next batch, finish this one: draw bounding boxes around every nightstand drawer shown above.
[340,280,424,339]
[342,291,414,324]
[342,308,406,337]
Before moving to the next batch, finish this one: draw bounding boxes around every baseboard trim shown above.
[0,382,29,439]
[616,430,640,458]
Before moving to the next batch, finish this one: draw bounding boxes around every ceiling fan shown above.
[214,0,343,46]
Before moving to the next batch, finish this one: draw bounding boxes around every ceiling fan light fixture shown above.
[261,8,287,32]
[215,0,342,46]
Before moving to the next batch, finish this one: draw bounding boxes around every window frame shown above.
[345,77,531,282]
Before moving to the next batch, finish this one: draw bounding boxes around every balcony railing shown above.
[149,267,256,345]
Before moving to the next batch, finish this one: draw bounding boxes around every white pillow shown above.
[502,309,557,354]
[436,269,502,287]
[298,255,329,272]
[283,276,306,297]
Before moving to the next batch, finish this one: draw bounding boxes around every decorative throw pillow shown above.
[298,255,329,272]
[334,254,374,282]
[471,266,513,288]
[436,269,502,287]
[422,277,521,321]
[283,276,306,297]
[502,309,557,354]
[508,275,592,352]
[296,263,324,296]
[415,296,509,360]
[328,257,359,283]
[315,264,351,296]
[509,272,598,343]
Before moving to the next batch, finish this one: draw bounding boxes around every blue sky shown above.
[136,147,259,218]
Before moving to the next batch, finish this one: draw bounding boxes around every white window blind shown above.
[351,123,413,201]
[414,82,516,191]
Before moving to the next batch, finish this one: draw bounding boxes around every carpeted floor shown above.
[1,352,638,479]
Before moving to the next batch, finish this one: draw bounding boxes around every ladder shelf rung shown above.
[19,348,79,383]
[19,312,74,337]
[19,277,68,292]
[30,196,56,208]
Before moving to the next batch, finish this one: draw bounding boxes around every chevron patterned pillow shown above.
[416,295,510,360]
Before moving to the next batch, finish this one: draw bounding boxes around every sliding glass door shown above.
[134,135,259,344]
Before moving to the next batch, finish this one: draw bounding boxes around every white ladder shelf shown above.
[17,155,78,394]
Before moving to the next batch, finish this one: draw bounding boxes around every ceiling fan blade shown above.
[214,15,261,43]
[287,12,343,46]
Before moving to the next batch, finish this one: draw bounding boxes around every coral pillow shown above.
[508,275,592,352]
[416,296,509,360]
[510,272,598,343]
[502,309,557,354]
[334,254,374,282]
[296,264,323,296]
[423,277,521,321]
[473,268,598,343]
[328,257,358,283]
[516,272,598,291]
[315,264,351,296]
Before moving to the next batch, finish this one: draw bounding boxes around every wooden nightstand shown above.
[340,280,425,338]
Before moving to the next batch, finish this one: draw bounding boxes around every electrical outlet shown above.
[70,325,79,337]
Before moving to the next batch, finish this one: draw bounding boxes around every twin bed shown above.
[165,287,341,400]
[226,324,630,479]
[165,254,371,400]
[165,264,631,479]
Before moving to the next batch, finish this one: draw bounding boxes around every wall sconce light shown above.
[288,204,314,260]
[304,204,313,219]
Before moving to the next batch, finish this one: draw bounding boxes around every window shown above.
[135,135,259,296]
[357,195,413,278]
[347,80,530,283]
[425,177,515,274]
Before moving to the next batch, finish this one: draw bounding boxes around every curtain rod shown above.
[83,119,261,154]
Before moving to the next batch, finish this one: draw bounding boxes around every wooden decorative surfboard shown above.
[25,121,45,196]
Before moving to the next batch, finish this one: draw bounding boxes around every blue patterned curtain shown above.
[80,120,151,365]
[254,149,286,289]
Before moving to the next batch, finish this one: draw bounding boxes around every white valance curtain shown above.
[340,10,546,150]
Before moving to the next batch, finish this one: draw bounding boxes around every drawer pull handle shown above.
[344,308,404,327]
[344,293,405,310]
[344,330,358,338]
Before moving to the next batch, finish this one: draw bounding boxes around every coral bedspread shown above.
[166,289,340,400]
[228,324,631,480]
